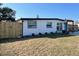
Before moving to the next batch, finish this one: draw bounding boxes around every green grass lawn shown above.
[0,34,79,56]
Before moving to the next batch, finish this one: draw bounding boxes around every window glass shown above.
[27,20,37,28]
[46,22,52,28]
[57,23,62,31]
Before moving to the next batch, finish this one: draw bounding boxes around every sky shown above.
[2,3,79,21]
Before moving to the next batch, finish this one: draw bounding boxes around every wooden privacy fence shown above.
[0,20,22,38]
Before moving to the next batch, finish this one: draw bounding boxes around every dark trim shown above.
[20,18,65,21]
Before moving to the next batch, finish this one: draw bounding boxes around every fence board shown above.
[0,20,22,39]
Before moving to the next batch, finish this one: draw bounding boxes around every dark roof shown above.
[66,20,74,22]
[20,18,65,21]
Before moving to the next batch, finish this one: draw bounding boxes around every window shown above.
[57,23,62,31]
[27,20,37,28]
[46,22,52,28]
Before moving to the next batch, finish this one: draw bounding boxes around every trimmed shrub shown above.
[45,32,48,35]
[39,33,42,35]
[32,33,35,36]
[50,32,53,34]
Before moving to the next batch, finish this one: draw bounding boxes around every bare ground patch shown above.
[0,34,79,56]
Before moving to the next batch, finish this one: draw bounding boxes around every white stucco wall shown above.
[23,20,65,36]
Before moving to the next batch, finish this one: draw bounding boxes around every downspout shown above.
[64,19,68,33]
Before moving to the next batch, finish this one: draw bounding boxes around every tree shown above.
[0,4,16,21]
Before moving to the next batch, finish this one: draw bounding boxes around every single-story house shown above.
[20,18,68,36]
[77,23,79,30]
[74,25,78,31]
[74,22,79,31]
[66,20,74,32]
